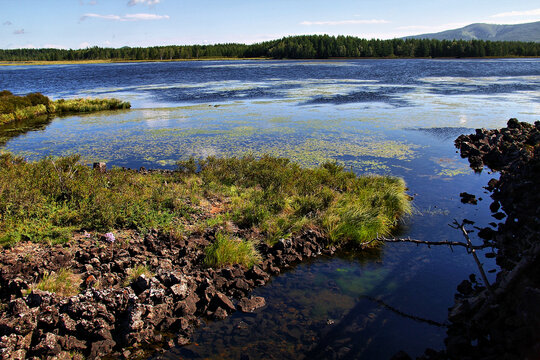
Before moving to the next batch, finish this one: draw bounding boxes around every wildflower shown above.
[104,232,115,243]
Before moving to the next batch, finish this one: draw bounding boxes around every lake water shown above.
[1,59,539,359]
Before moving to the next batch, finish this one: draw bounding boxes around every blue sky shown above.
[1,0,539,49]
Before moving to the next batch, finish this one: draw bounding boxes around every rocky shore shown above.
[439,119,540,359]
[0,225,336,359]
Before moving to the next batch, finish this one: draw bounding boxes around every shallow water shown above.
[1,59,538,358]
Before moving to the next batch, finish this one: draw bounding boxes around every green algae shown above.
[1,101,424,176]
[432,157,471,177]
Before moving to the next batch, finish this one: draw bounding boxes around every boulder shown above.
[237,296,266,313]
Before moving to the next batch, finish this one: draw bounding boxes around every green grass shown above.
[182,156,412,246]
[0,90,130,125]
[32,268,81,296]
[52,98,130,114]
[0,154,411,251]
[204,232,261,268]
[124,265,154,286]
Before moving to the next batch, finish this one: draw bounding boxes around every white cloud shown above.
[124,13,169,20]
[13,29,25,35]
[490,8,540,19]
[80,13,169,21]
[79,41,90,48]
[21,44,35,49]
[128,0,160,6]
[300,19,389,26]
[81,13,121,21]
[3,21,12,26]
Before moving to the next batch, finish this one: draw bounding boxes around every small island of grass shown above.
[0,90,130,126]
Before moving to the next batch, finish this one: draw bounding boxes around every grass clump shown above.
[204,232,261,268]
[52,98,130,114]
[33,268,81,296]
[0,90,130,125]
[124,265,154,286]
[182,156,411,246]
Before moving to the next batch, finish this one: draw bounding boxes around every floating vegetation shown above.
[432,157,471,177]
[2,104,420,175]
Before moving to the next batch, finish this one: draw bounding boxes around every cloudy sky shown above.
[1,0,539,49]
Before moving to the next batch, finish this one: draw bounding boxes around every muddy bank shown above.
[0,225,336,359]
[432,119,540,359]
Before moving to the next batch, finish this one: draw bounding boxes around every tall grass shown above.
[0,153,194,247]
[33,268,81,296]
[204,232,261,268]
[124,265,154,286]
[0,154,410,250]
[52,98,130,114]
[181,156,411,246]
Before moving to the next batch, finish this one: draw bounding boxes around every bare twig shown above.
[361,295,448,328]
[451,219,494,294]
[377,236,490,250]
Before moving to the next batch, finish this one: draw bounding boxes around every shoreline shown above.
[0,156,410,359]
[1,56,539,66]
[438,119,540,359]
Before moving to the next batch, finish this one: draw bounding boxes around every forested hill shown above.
[405,21,540,42]
[1,35,539,62]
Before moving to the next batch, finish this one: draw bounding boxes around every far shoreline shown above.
[1,55,539,66]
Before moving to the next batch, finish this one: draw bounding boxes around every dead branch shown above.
[451,219,494,294]
[377,236,490,250]
[361,295,448,328]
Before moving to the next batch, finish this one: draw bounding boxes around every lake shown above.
[1,58,539,359]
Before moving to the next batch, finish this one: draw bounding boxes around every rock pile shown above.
[441,119,540,359]
[0,227,332,359]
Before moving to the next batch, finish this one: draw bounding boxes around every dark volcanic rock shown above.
[0,207,338,359]
[459,192,477,205]
[237,296,266,313]
[445,119,540,360]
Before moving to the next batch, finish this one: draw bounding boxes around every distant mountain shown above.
[405,21,540,42]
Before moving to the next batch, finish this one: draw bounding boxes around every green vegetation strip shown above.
[0,90,130,125]
[0,154,411,266]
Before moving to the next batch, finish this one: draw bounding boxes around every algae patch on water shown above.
[1,104,421,175]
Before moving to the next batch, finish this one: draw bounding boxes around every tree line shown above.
[1,35,539,61]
